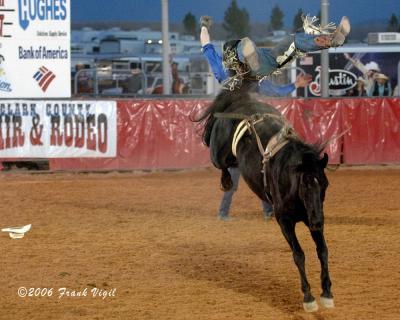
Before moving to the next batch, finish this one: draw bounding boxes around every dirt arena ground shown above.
[1,167,399,320]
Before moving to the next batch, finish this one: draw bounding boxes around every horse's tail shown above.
[191,90,250,147]
[190,90,248,146]
[189,104,215,146]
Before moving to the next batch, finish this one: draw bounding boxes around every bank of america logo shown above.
[33,66,56,92]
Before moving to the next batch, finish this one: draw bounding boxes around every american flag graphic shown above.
[33,66,56,92]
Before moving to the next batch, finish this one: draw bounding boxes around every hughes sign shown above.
[0,0,70,98]
[18,0,68,31]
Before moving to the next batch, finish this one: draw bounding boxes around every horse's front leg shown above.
[310,229,334,308]
[279,218,318,312]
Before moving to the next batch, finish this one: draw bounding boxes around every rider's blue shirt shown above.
[202,43,296,96]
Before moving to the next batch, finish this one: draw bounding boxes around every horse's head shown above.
[297,152,329,231]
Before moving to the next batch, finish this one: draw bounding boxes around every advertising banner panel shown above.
[0,100,116,158]
[0,0,71,98]
[298,50,400,97]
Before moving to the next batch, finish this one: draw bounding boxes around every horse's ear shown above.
[320,153,329,168]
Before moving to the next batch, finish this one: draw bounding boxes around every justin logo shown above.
[309,66,357,96]
[33,66,56,92]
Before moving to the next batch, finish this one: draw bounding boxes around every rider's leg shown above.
[218,167,240,220]
[224,16,350,77]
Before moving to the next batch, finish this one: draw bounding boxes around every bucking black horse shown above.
[195,87,333,312]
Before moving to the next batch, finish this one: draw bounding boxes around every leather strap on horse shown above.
[262,126,298,204]
[215,112,283,121]
[232,120,249,157]
[232,117,266,157]
[215,112,291,158]
[263,126,297,162]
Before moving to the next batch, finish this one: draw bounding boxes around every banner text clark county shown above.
[0,101,117,158]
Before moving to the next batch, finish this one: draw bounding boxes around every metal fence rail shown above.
[73,65,309,98]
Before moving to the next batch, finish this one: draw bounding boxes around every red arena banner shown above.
[342,98,400,164]
[49,99,211,170]
[266,98,343,164]
[48,98,344,171]
[0,101,117,158]
[2,97,400,171]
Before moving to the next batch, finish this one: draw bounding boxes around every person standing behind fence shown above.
[171,62,189,94]
[122,68,142,94]
[75,64,93,94]
[346,77,367,97]
[393,85,399,96]
[370,73,392,97]
[344,54,381,97]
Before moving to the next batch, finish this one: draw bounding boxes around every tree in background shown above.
[387,14,399,32]
[269,5,284,30]
[183,12,197,38]
[223,0,250,39]
[292,8,304,32]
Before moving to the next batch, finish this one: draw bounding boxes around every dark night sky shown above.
[71,0,400,26]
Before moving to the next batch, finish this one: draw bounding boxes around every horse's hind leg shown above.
[310,230,334,308]
[279,219,318,312]
[220,168,233,191]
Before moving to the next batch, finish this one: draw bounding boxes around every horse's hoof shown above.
[218,214,232,221]
[263,211,274,221]
[320,297,334,308]
[303,300,318,312]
